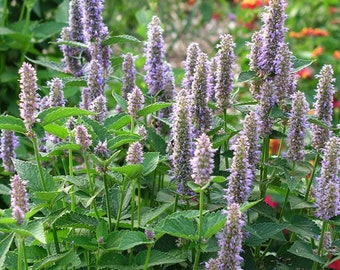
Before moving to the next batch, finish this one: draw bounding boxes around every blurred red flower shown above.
[297,68,314,79]
[333,50,340,60]
[264,195,278,208]
[312,46,324,58]
[241,0,263,9]
[329,258,340,270]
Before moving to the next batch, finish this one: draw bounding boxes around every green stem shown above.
[193,189,204,270]
[312,221,327,270]
[2,0,8,27]
[68,148,76,212]
[130,117,135,134]
[260,136,270,199]
[279,189,290,223]
[17,236,22,270]
[137,179,141,227]
[131,179,136,230]
[115,176,127,231]
[173,193,179,212]
[103,173,112,231]
[22,237,28,270]
[32,137,46,191]
[52,223,60,253]
[304,152,320,201]
[143,244,153,270]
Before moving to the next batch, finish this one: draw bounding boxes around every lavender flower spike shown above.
[126,142,144,165]
[48,78,66,107]
[182,43,201,95]
[214,34,235,111]
[287,91,309,162]
[127,87,144,119]
[169,90,194,195]
[86,59,105,101]
[90,94,107,124]
[75,125,92,150]
[312,64,335,150]
[144,16,165,96]
[0,130,18,173]
[314,136,340,220]
[191,52,212,136]
[122,53,137,99]
[18,62,40,136]
[191,133,215,187]
[226,135,253,205]
[10,175,29,224]
[208,203,245,270]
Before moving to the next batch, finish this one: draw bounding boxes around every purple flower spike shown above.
[191,133,215,187]
[287,91,309,162]
[86,59,105,101]
[18,62,40,136]
[182,43,201,95]
[312,65,335,150]
[127,87,144,119]
[144,16,165,96]
[247,31,263,75]
[169,90,194,195]
[122,53,137,99]
[79,87,91,110]
[10,175,28,225]
[75,125,92,150]
[0,130,18,173]
[126,142,144,165]
[314,136,340,220]
[191,52,212,137]
[214,34,235,111]
[48,78,66,107]
[226,135,253,205]
[90,94,107,124]
[207,57,218,102]
[212,203,245,270]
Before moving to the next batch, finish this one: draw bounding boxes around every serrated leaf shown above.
[38,107,93,126]
[238,70,256,83]
[0,115,26,133]
[112,92,127,112]
[287,216,320,238]
[98,252,127,269]
[26,57,65,72]
[240,199,262,212]
[245,223,287,246]
[102,35,141,46]
[111,164,143,179]
[289,194,313,210]
[13,221,46,244]
[140,203,173,226]
[32,22,67,40]
[106,114,131,130]
[33,191,61,202]
[105,230,148,251]
[64,236,97,250]
[292,57,315,73]
[153,213,197,240]
[288,240,325,264]
[308,117,330,129]
[146,127,166,155]
[143,152,159,176]
[47,143,80,156]
[13,159,55,192]
[0,232,14,269]
[138,102,172,117]
[31,250,80,270]
[43,123,68,139]
[51,40,88,49]
[203,211,226,239]
[108,134,140,149]
[135,250,186,268]
[54,212,98,230]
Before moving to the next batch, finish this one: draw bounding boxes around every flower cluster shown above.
[126,142,144,165]
[75,125,92,151]
[0,130,18,173]
[10,175,28,224]
[127,87,144,119]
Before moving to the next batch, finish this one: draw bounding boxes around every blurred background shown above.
[0,0,339,120]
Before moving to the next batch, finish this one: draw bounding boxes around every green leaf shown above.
[0,115,26,133]
[245,223,287,246]
[138,102,172,117]
[33,191,61,202]
[106,114,131,130]
[307,117,330,129]
[289,194,313,210]
[31,250,80,270]
[135,250,186,268]
[108,134,140,149]
[26,57,65,72]
[288,240,326,264]
[105,230,148,251]
[142,152,159,176]
[291,57,315,73]
[38,107,93,126]
[146,127,166,155]
[32,22,67,40]
[54,212,98,230]
[111,164,143,179]
[203,211,226,239]
[13,159,55,192]
[240,199,262,212]
[139,203,173,226]
[47,143,80,157]
[0,27,15,35]
[238,70,256,83]
[64,236,97,250]
[43,123,68,139]
[112,92,128,112]
[102,35,141,46]
[153,213,197,240]
[51,40,88,49]
[98,252,127,268]
[0,232,14,270]
[287,216,320,238]
[0,184,10,195]
[13,221,46,244]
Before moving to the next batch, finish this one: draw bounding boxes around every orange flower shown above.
[241,0,263,9]
[289,31,303,38]
[312,46,324,58]
[297,67,314,79]
[289,28,328,38]
[312,28,328,36]
[188,0,195,6]
[333,50,340,60]
[269,139,281,155]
